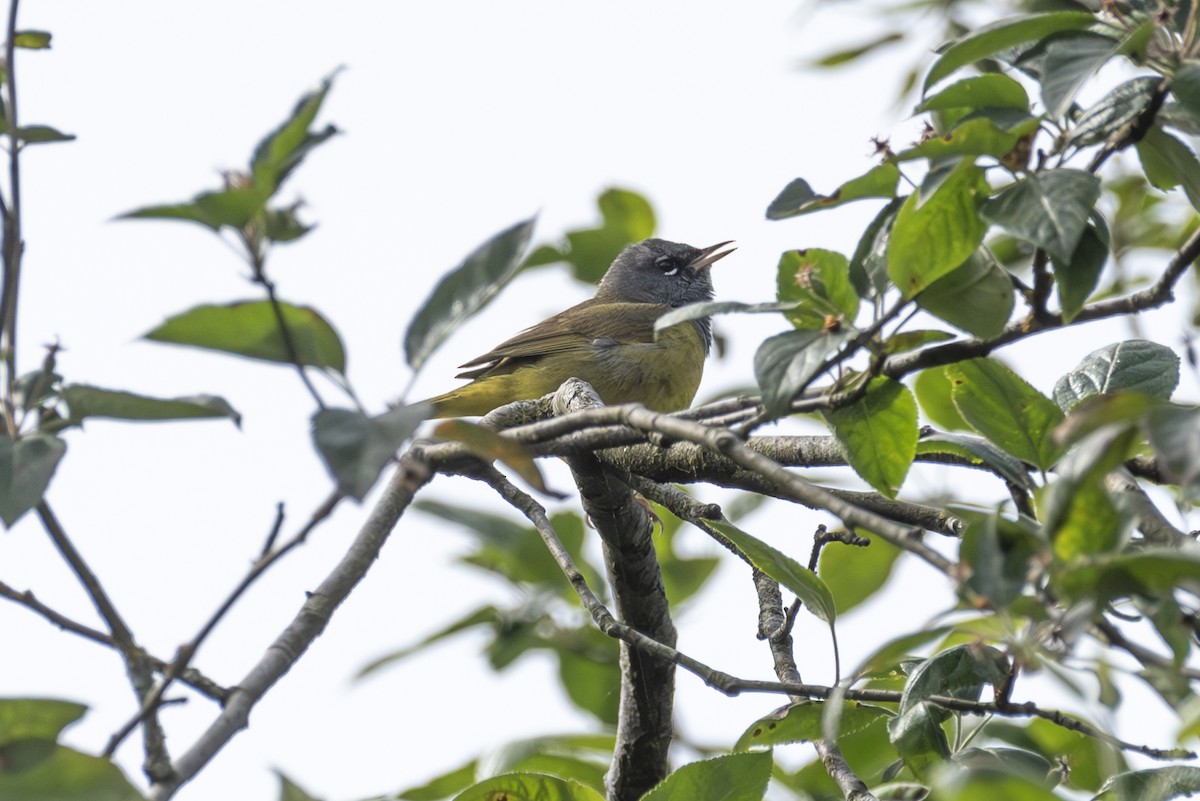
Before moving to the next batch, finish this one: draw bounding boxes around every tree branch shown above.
[104,493,341,759]
[554,381,676,801]
[0,578,227,701]
[37,501,171,780]
[149,456,430,800]
[0,0,24,426]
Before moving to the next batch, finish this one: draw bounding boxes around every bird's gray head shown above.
[596,238,733,308]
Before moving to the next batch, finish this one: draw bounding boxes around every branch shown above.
[241,225,326,410]
[711,677,1190,760]
[882,223,1200,381]
[149,456,431,800]
[1104,471,1190,545]
[464,461,750,694]
[37,501,171,780]
[0,0,24,424]
[420,393,962,566]
[1095,616,1200,682]
[0,578,227,701]
[554,381,676,801]
[104,493,341,759]
[752,552,878,801]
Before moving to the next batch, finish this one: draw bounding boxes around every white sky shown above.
[2,2,1198,800]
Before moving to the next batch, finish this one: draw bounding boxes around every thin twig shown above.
[245,236,326,409]
[149,455,431,801]
[0,0,23,433]
[37,501,171,779]
[105,492,340,758]
[0,576,228,698]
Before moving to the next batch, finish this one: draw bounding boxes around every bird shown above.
[424,238,734,417]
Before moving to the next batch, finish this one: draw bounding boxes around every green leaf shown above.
[486,734,612,793]
[652,300,800,334]
[896,113,1039,161]
[432,419,561,498]
[146,300,346,373]
[1137,126,1200,211]
[888,159,986,297]
[914,367,971,431]
[1056,548,1200,606]
[1044,477,1122,563]
[1053,215,1109,322]
[810,32,904,68]
[416,502,600,593]
[0,435,65,527]
[311,404,430,500]
[897,642,1008,767]
[263,207,314,243]
[753,328,852,418]
[766,162,900,220]
[735,701,890,751]
[818,533,902,615]
[1174,61,1200,119]
[883,329,954,355]
[1042,423,1133,561]
[278,772,323,801]
[641,753,772,801]
[960,511,1038,608]
[887,700,950,776]
[924,12,1096,91]
[118,200,221,232]
[250,71,339,195]
[60,385,240,427]
[928,771,1064,801]
[1145,404,1200,499]
[120,187,268,231]
[917,75,1030,112]
[451,772,604,801]
[355,606,500,679]
[850,197,903,298]
[1071,77,1161,147]
[775,249,859,327]
[555,646,620,725]
[13,125,75,145]
[946,358,1064,470]
[823,377,918,497]
[916,250,1014,338]
[404,217,535,371]
[703,519,836,624]
[1052,391,1156,449]
[980,169,1101,262]
[0,744,144,801]
[1040,32,1124,119]
[0,699,86,744]
[918,431,1035,491]
[393,760,478,801]
[1097,766,1200,801]
[12,30,51,49]
[557,188,657,284]
[903,644,1008,711]
[1053,340,1180,412]
[988,718,1124,791]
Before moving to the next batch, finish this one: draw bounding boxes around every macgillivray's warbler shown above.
[424,238,734,417]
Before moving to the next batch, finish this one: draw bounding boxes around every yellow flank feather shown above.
[426,316,705,417]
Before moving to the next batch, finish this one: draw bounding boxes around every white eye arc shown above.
[655,255,680,275]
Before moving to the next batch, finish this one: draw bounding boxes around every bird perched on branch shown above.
[425,238,734,417]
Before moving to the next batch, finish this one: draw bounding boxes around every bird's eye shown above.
[655,255,679,276]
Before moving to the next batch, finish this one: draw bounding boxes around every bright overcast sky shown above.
[3,2,1198,800]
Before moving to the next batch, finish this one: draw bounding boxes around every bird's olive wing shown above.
[454,301,667,378]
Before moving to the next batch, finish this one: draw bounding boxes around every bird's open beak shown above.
[688,240,736,271]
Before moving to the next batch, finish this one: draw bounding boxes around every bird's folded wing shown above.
[455,301,668,378]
